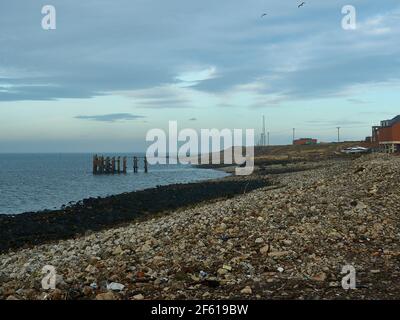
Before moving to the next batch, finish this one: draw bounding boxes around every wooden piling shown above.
[100,156,105,174]
[105,157,110,173]
[111,157,116,174]
[122,156,127,174]
[92,155,148,175]
[93,155,98,174]
[133,156,138,173]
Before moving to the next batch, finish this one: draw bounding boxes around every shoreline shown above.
[0,158,230,216]
[3,154,400,300]
[0,173,269,254]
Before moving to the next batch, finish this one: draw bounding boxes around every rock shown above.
[55,274,65,287]
[222,265,232,271]
[368,186,378,195]
[240,286,252,295]
[217,268,228,276]
[356,202,367,210]
[269,251,289,258]
[312,272,327,282]
[240,262,255,274]
[260,245,270,255]
[112,246,123,255]
[6,295,19,300]
[48,288,63,300]
[133,293,144,300]
[106,282,125,291]
[199,271,208,278]
[85,264,98,274]
[82,286,93,296]
[90,282,98,289]
[96,292,117,300]
[354,166,366,174]
[255,238,264,244]
[141,244,152,252]
[277,267,284,273]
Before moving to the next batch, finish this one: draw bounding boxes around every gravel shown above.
[1,154,400,300]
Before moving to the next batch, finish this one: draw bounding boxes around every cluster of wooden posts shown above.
[92,155,148,175]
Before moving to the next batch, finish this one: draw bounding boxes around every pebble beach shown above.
[1,154,400,300]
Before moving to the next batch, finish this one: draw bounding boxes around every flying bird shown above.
[298,2,305,8]
[261,13,268,18]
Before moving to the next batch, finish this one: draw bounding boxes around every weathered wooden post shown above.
[123,156,127,174]
[105,157,110,173]
[117,156,121,174]
[144,156,148,173]
[93,155,98,174]
[111,157,116,174]
[133,156,138,173]
[100,156,105,174]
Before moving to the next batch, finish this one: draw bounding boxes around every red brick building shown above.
[293,138,318,146]
[372,115,400,153]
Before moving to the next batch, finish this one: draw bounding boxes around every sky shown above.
[0,0,400,152]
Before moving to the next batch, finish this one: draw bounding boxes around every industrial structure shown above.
[260,116,267,146]
[371,115,400,153]
[293,138,318,146]
[258,116,268,146]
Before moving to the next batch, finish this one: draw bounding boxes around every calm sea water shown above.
[0,153,229,215]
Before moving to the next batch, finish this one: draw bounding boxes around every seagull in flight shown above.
[298,2,305,8]
[261,13,268,18]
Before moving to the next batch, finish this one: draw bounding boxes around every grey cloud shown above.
[75,113,145,122]
[134,98,191,109]
[0,0,399,103]
[347,99,370,104]
[306,119,368,127]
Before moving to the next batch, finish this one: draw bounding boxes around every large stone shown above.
[240,286,252,295]
[107,282,125,291]
[133,293,144,300]
[96,292,117,300]
[260,245,270,255]
[269,251,289,258]
[312,272,327,282]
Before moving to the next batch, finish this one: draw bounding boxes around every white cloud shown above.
[175,66,218,87]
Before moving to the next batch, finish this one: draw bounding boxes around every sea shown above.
[0,153,229,215]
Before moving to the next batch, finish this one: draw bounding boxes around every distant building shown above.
[372,115,400,153]
[293,138,317,145]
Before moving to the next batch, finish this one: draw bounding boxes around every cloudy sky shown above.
[0,0,399,152]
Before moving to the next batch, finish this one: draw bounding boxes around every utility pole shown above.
[292,128,295,144]
[267,131,270,146]
[337,127,341,143]
[262,115,266,146]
